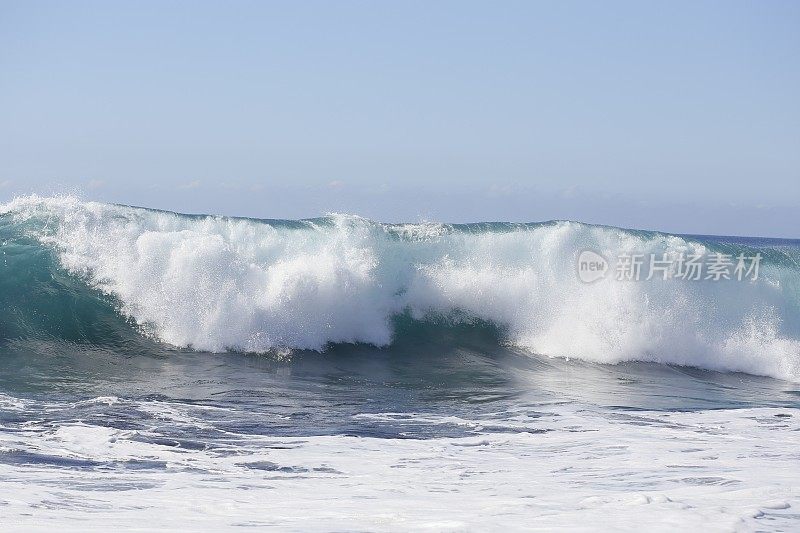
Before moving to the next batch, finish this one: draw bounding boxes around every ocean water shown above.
[1,195,799,531]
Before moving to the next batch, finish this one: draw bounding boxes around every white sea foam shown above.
[3,195,799,381]
[0,397,798,531]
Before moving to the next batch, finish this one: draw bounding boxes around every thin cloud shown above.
[178,180,201,190]
[561,185,578,199]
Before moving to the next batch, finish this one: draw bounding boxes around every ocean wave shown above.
[1,195,799,381]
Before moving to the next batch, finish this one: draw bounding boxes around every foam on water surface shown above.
[2,196,800,530]
[0,394,797,532]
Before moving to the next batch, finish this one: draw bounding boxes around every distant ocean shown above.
[1,195,799,531]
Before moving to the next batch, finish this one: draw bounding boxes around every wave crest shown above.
[2,195,799,381]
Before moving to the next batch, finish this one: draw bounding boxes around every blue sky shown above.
[1,1,798,236]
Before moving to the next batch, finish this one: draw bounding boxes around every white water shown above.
[3,195,800,381]
[0,394,797,532]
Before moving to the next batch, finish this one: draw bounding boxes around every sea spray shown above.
[2,195,799,381]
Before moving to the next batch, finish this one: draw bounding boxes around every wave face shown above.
[1,195,799,381]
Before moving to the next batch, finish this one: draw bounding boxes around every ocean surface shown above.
[1,195,799,531]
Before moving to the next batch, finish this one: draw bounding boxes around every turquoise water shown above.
[1,196,799,530]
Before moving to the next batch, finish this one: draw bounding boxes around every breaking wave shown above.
[1,195,799,381]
